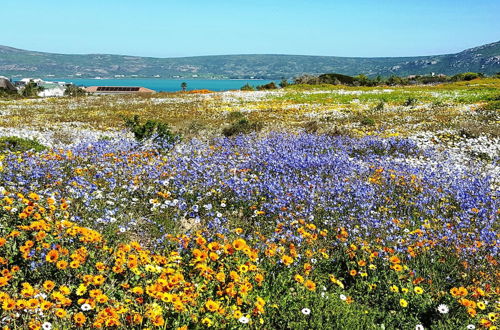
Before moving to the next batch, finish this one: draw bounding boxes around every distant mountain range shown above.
[1,41,499,79]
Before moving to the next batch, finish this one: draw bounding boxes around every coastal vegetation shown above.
[0,77,498,329]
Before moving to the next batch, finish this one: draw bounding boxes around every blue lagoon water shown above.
[47,78,277,92]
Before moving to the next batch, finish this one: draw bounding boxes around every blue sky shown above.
[2,0,499,57]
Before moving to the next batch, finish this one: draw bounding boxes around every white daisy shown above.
[437,304,449,314]
[42,322,52,330]
[340,294,347,301]
[238,316,249,324]
[81,303,92,311]
[301,308,311,315]
[467,325,475,330]
[415,324,424,330]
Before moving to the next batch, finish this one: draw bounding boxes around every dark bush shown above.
[318,73,355,85]
[240,83,255,91]
[0,136,47,152]
[360,116,376,126]
[279,79,289,88]
[227,111,246,121]
[403,97,418,107]
[451,72,483,82]
[256,82,277,90]
[64,84,87,97]
[123,115,180,145]
[303,120,319,133]
[222,118,262,137]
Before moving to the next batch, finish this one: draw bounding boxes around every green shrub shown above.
[373,101,385,112]
[256,82,277,90]
[123,115,180,145]
[360,116,376,126]
[318,73,355,85]
[0,136,47,152]
[240,83,255,91]
[303,120,320,133]
[279,79,290,88]
[226,111,246,121]
[403,97,418,107]
[451,72,483,81]
[222,118,262,137]
[64,84,87,97]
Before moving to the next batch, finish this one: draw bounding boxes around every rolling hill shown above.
[1,41,499,79]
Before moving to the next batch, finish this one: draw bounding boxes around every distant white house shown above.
[20,78,43,85]
[38,84,66,97]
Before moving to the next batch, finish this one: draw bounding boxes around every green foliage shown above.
[303,120,320,133]
[226,111,246,121]
[374,101,385,112]
[256,82,277,90]
[240,83,255,91]
[403,97,418,107]
[123,115,180,145]
[319,73,355,85]
[360,116,376,126]
[451,72,484,82]
[0,136,47,152]
[222,117,262,137]
[279,79,290,88]
[64,84,87,97]
[21,81,44,97]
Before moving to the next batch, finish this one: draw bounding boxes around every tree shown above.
[21,81,44,97]
[181,82,187,91]
[64,84,86,97]
[279,79,289,88]
[240,83,255,91]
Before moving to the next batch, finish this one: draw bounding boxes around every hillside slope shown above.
[0,41,499,79]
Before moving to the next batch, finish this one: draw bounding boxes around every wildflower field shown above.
[0,80,499,329]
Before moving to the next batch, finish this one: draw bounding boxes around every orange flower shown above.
[151,315,165,326]
[205,300,220,312]
[294,274,304,283]
[350,269,357,276]
[46,250,59,263]
[74,312,86,325]
[232,239,247,251]
[2,298,15,310]
[389,256,401,264]
[43,280,56,291]
[55,308,67,318]
[93,275,105,286]
[304,280,316,291]
[392,264,403,272]
[56,260,68,270]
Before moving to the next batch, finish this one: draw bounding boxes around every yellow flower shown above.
[76,284,87,296]
[201,317,213,327]
[281,255,294,266]
[400,299,408,308]
[55,308,67,318]
[232,239,247,251]
[205,300,220,313]
[477,302,486,310]
[390,285,399,293]
[414,286,424,294]
[304,280,316,291]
